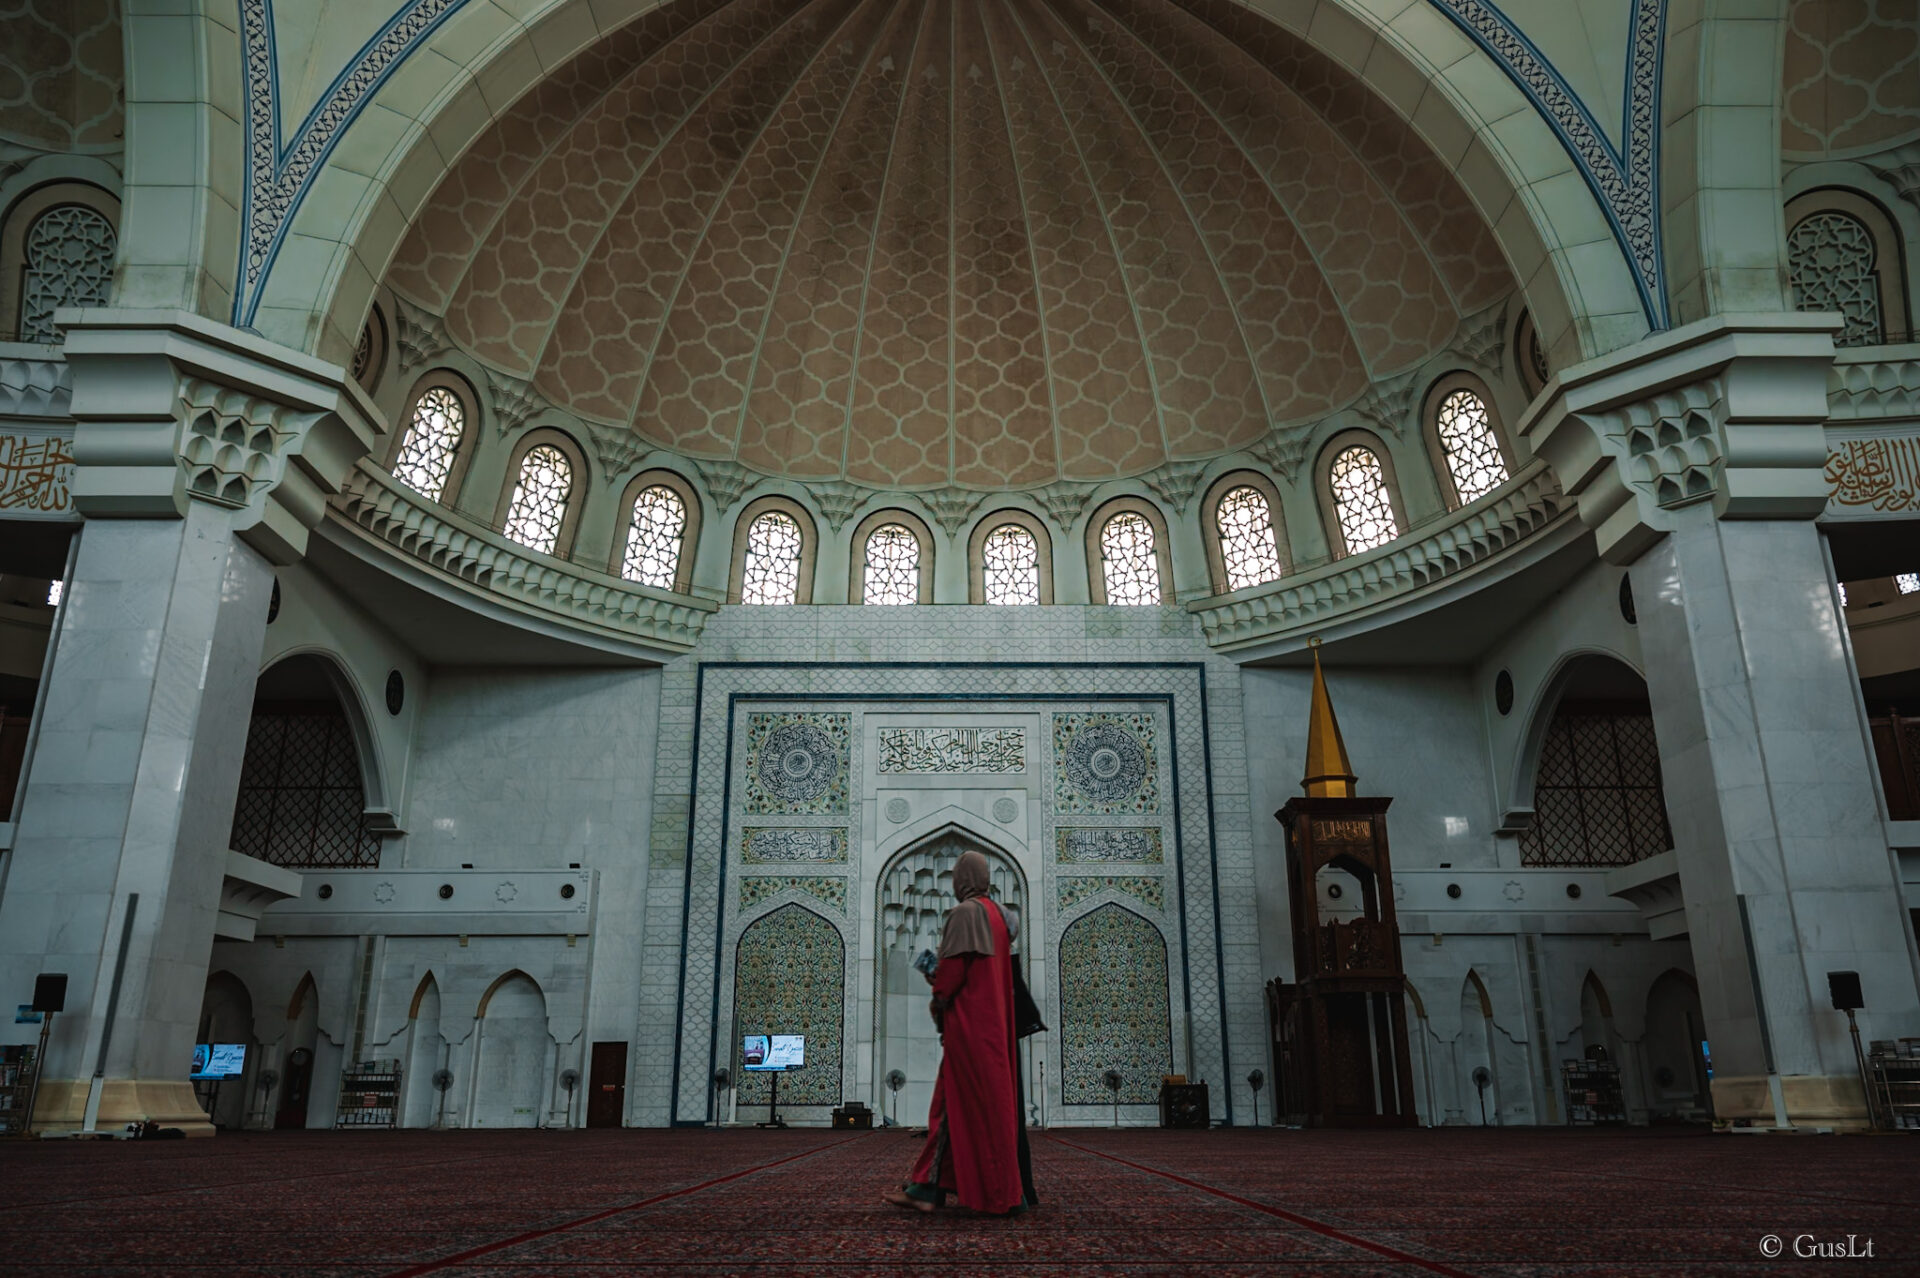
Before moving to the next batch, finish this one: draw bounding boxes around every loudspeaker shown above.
[32,973,67,1013]
[1828,970,1863,1011]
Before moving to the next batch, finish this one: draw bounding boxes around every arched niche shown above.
[871,823,1030,1126]
[195,970,257,1131]
[472,970,550,1129]
[233,653,388,869]
[731,904,845,1113]
[1509,653,1673,869]
[1057,903,1172,1109]
[1643,968,1712,1120]
[403,972,446,1129]
[1457,969,1499,1127]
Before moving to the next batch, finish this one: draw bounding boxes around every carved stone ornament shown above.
[392,297,451,374]
[695,457,760,512]
[1523,315,1838,564]
[62,310,381,565]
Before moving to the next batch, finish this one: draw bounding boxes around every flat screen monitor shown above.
[190,1042,247,1080]
[742,1034,804,1071]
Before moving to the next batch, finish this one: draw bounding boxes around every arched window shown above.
[1520,700,1673,867]
[1424,375,1512,508]
[17,203,116,343]
[742,511,802,605]
[968,509,1053,605]
[1203,471,1289,594]
[622,485,687,588]
[1785,190,1909,348]
[1087,497,1172,605]
[502,444,573,554]
[862,524,920,605]
[728,497,816,605]
[849,509,934,604]
[982,526,1039,604]
[392,384,467,501]
[230,656,381,869]
[1319,432,1405,557]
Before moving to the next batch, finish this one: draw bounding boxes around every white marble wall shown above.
[0,507,273,1125]
[1629,511,1920,1110]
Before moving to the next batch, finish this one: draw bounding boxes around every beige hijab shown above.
[938,850,1006,958]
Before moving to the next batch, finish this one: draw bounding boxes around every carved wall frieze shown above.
[485,369,545,438]
[392,297,451,375]
[1825,434,1920,515]
[810,479,875,532]
[1253,428,1313,482]
[333,459,714,651]
[695,458,760,512]
[1140,460,1210,517]
[1031,480,1097,530]
[0,354,72,418]
[0,427,74,518]
[919,487,984,537]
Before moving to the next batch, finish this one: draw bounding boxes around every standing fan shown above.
[433,1068,455,1129]
[1102,1069,1123,1128]
[712,1067,732,1127]
[1471,1066,1492,1126]
[559,1068,581,1128]
[885,1069,906,1127]
[1247,1069,1266,1128]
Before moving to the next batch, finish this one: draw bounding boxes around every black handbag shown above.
[1011,961,1047,1039]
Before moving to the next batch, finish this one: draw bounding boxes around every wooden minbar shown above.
[1267,641,1418,1128]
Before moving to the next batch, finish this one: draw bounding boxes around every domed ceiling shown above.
[386,0,1514,489]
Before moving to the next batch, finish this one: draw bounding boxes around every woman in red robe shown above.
[882,850,1027,1216]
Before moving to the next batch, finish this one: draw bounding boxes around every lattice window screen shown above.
[230,705,380,869]
[982,524,1040,605]
[1434,389,1509,504]
[1788,211,1883,348]
[1100,512,1160,605]
[623,485,686,589]
[20,204,116,343]
[862,523,919,605]
[1520,706,1672,867]
[1216,486,1283,591]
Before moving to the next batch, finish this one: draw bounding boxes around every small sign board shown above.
[15,1005,42,1024]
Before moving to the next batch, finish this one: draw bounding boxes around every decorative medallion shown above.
[372,880,395,905]
[743,713,850,815]
[741,827,849,864]
[494,880,517,903]
[1056,828,1163,864]
[883,798,911,825]
[1053,713,1158,814]
[991,797,1020,825]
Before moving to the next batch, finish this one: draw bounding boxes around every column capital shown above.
[59,308,383,565]
[1521,313,1840,563]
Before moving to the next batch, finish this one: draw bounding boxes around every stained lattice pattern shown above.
[1788,212,1883,347]
[741,511,802,605]
[1329,446,1398,553]
[503,445,573,554]
[1520,708,1672,868]
[1896,573,1919,595]
[352,323,376,386]
[862,523,919,605]
[20,204,115,343]
[622,485,687,589]
[1100,512,1161,605]
[1435,389,1509,504]
[982,524,1040,605]
[1216,486,1283,591]
[230,707,380,869]
[393,387,465,501]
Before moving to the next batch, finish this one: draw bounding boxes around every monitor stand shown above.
[756,1069,787,1128]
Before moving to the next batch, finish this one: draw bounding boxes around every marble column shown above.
[1528,314,1920,1126]
[0,310,377,1134]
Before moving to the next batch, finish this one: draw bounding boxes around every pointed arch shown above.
[1581,970,1614,1020]
[1462,968,1493,1020]
[286,971,317,1021]
[408,971,440,1019]
[476,969,546,1019]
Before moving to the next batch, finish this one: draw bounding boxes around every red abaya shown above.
[906,897,1024,1214]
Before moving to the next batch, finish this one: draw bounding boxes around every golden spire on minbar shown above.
[1302,636,1357,798]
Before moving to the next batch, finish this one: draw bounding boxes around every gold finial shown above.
[1302,636,1357,798]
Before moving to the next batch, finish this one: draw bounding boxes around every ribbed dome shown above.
[387,0,1513,488]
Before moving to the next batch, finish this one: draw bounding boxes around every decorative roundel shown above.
[756,722,839,803]
[1494,669,1514,716]
[884,797,911,824]
[991,797,1019,825]
[385,670,405,715]
[1063,722,1149,801]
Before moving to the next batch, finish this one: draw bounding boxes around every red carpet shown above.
[2,1127,1914,1275]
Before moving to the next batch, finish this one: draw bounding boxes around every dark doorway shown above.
[275,1047,314,1129]
[587,1041,627,1128]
